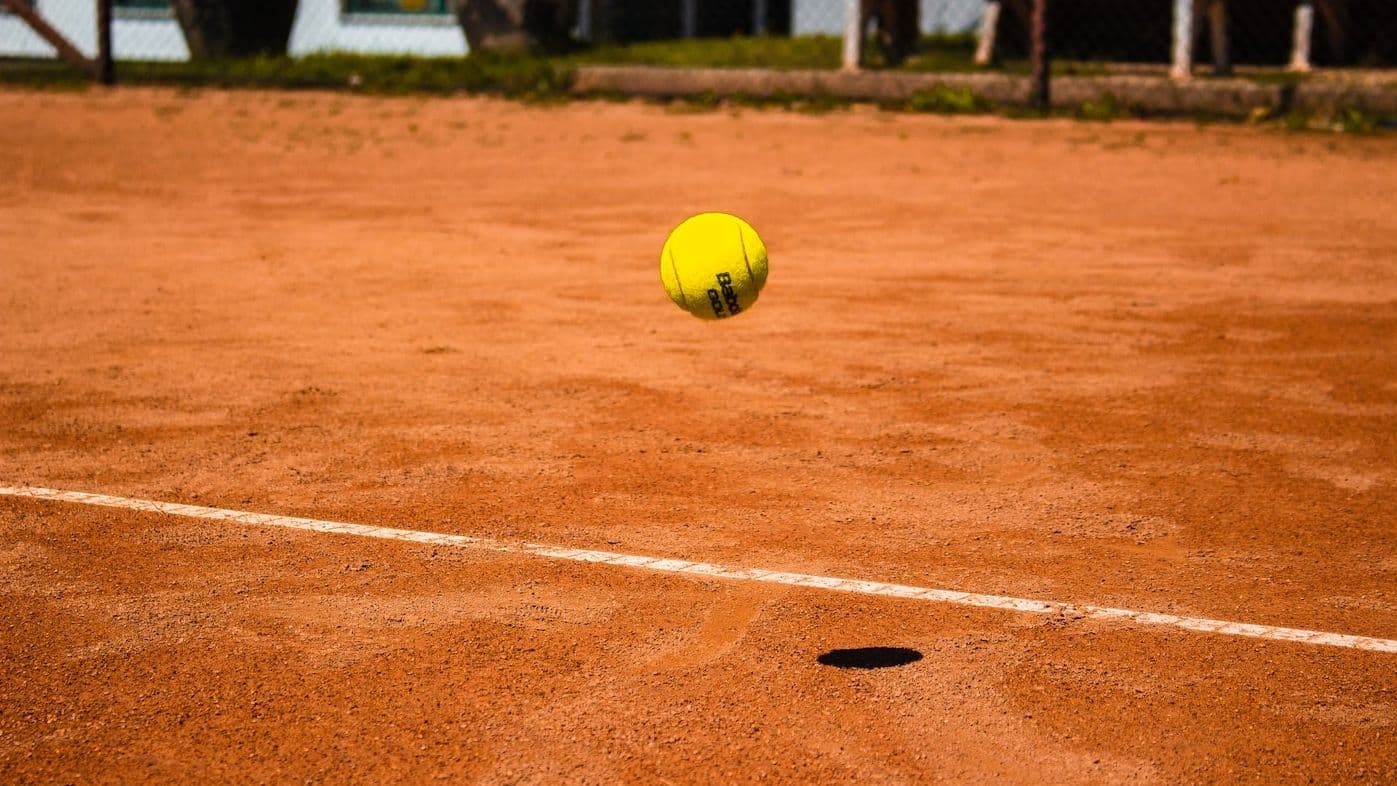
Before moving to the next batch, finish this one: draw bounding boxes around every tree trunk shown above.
[453,0,577,54]
[171,0,299,58]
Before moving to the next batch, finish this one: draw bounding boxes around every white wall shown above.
[288,0,467,57]
[112,13,190,61]
[0,0,188,60]
[0,0,97,58]
[793,0,983,37]
[0,0,468,61]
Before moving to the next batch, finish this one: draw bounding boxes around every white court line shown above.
[3,484,1395,654]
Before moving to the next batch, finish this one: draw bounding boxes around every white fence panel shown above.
[289,0,468,57]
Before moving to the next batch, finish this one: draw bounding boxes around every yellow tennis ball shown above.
[659,212,768,320]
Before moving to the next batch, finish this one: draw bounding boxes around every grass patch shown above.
[1336,107,1383,133]
[0,52,573,98]
[1048,60,1118,78]
[883,34,980,72]
[580,34,979,72]
[1075,92,1128,121]
[138,52,571,97]
[904,84,988,113]
[659,90,849,115]
[1248,71,1306,88]
[1281,106,1394,134]
[0,58,94,89]
[580,35,842,70]
[0,34,983,97]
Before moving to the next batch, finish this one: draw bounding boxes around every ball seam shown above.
[667,246,689,310]
[737,225,755,283]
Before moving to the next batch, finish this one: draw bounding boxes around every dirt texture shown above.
[1,87,1395,784]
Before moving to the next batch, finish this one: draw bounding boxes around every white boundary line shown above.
[3,484,1394,654]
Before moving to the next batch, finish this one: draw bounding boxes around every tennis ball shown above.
[660,212,768,320]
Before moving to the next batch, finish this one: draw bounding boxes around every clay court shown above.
[1,87,1395,782]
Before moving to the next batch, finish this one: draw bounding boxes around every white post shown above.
[753,0,768,35]
[576,0,592,41]
[682,0,697,38]
[1170,0,1194,80]
[842,0,862,71]
[1289,2,1314,72]
[974,0,1002,66]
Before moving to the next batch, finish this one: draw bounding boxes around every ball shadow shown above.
[817,646,923,670]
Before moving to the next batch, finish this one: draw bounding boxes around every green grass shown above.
[577,34,980,72]
[903,84,989,113]
[579,35,844,70]
[897,34,985,73]
[0,34,983,95]
[1282,106,1393,134]
[1247,71,1306,88]
[0,52,572,97]
[1074,92,1126,122]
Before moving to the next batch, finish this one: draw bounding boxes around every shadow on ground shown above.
[817,647,924,669]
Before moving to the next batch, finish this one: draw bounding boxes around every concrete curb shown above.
[1292,82,1397,115]
[573,65,1394,118]
[574,66,1028,105]
[1053,75,1280,116]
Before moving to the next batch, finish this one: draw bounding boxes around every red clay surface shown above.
[1,87,1395,783]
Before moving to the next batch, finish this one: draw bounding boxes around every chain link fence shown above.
[2,0,1392,72]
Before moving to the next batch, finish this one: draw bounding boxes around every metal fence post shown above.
[576,0,592,41]
[974,0,1002,66]
[681,0,697,38]
[753,0,767,35]
[96,0,114,85]
[1289,2,1314,72]
[1171,0,1194,80]
[1029,0,1049,109]
[842,0,862,71]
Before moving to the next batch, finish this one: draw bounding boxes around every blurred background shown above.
[1,0,1393,79]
